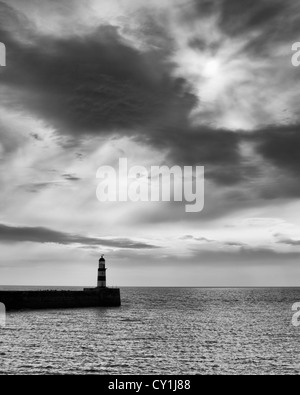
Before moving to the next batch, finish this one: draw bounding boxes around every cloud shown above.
[180,235,215,243]
[62,173,81,182]
[181,234,248,248]
[253,125,300,177]
[218,0,295,38]
[275,233,300,247]
[2,0,300,192]
[1,0,300,285]
[1,12,195,136]
[21,182,59,193]
[0,223,158,249]
[189,246,300,263]
[0,1,250,189]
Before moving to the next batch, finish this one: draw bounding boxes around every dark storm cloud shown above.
[1,18,195,135]
[0,2,244,185]
[0,1,32,42]
[239,124,300,199]
[0,223,158,249]
[1,0,300,193]
[219,0,298,37]
[219,0,286,34]
[144,126,243,184]
[253,125,300,176]
[193,0,218,16]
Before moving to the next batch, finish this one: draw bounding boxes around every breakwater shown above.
[0,288,121,310]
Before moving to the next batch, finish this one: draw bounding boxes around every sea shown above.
[0,287,300,375]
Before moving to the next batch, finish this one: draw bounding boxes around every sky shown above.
[1,0,300,286]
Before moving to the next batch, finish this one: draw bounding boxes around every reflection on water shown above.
[0,288,300,374]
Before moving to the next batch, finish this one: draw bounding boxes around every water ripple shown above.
[0,288,300,374]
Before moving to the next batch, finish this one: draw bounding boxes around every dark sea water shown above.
[1,287,300,375]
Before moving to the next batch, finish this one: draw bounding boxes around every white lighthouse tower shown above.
[97,255,107,288]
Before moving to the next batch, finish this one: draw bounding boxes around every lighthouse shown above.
[97,255,107,288]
